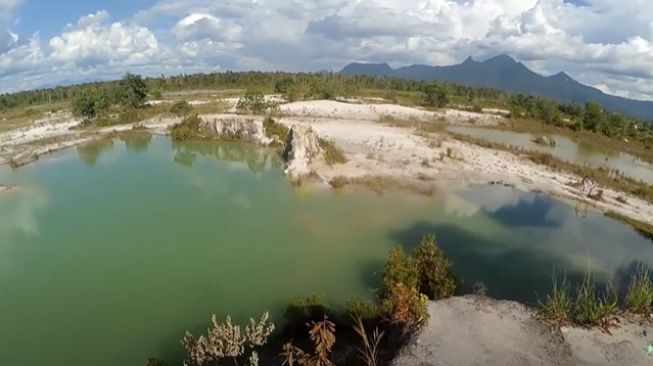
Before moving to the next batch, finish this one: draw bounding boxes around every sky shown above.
[1,0,652,100]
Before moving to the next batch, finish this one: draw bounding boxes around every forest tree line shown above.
[1,71,652,149]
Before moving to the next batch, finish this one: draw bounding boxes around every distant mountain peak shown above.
[483,54,517,65]
[462,56,476,65]
[341,62,394,77]
[338,55,653,120]
[550,71,573,82]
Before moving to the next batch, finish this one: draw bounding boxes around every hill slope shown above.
[341,55,653,121]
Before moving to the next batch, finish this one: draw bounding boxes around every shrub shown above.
[381,247,418,297]
[318,138,347,165]
[538,276,572,324]
[72,91,105,122]
[412,235,456,299]
[170,114,202,142]
[423,83,449,108]
[181,312,275,366]
[625,264,653,315]
[237,89,268,114]
[263,116,289,147]
[120,73,149,108]
[170,100,192,116]
[345,298,380,320]
[274,77,296,94]
[380,283,428,330]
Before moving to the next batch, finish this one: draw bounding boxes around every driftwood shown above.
[569,177,603,201]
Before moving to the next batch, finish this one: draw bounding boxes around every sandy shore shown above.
[275,102,653,225]
[394,296,653,366]
[0,99,651,226]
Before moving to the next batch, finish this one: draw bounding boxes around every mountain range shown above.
[340,55,653,121]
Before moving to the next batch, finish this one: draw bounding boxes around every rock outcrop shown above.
[282,125,324,179]
[533,135,556,146]
[393,295,653,366]
[199,115,272,146]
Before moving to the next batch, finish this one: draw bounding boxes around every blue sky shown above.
[1,0,652,100]
[13,0,158,38]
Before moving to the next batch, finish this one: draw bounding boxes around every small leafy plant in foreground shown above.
[352,316,385,366]
[571,270,618,326]
[538,276,572,324]
[181,312,275,366]
[281,316,336,366]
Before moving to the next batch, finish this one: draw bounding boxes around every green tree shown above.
[120,73,149,108]
[583,100,607,132]
[236,88,267,114]
[170,100,193,116]
[423,83,449,108]
[274,77,296,94]
[71,91,102,122]
[412,235,456,299]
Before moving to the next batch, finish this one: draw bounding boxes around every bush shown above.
[412,235,456,299]
[381,247,418,297]
[274,77,296,94]
[423,83,449,108]
[237,89,268,114]
[380,283,428,330]
[72,92,101,122]
[263,116,289,147]
[170,114,202,142]
[625,264,653,315]
[345,298,380,320]
[120,73,149,108]
[170,100,192,116]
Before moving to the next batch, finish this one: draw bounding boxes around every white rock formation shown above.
[199,114,272,146]
[282,125,324,179]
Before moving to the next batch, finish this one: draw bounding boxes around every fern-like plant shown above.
[181,312,275,366]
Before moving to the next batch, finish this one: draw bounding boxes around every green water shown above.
[1,135,652,366]
[448,126,653,184]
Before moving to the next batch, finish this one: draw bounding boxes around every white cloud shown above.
[49,10,161,67]
[173,13,242,43]
[0,0,652,101]
[0,0,24,52]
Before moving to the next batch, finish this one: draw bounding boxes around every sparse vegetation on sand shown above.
[448,131,653,204]
[539,264,653,327]
[319,138,348,165]
[170,114,203,142]
[605,210,653,240]
[263,116,289,148]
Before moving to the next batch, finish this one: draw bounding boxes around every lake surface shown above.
[1,135,652,366]
[448,126,653,184]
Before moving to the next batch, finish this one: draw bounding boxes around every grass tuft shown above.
[538,275,572,324]
[625,263,653,315]
[319,138,348,165]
